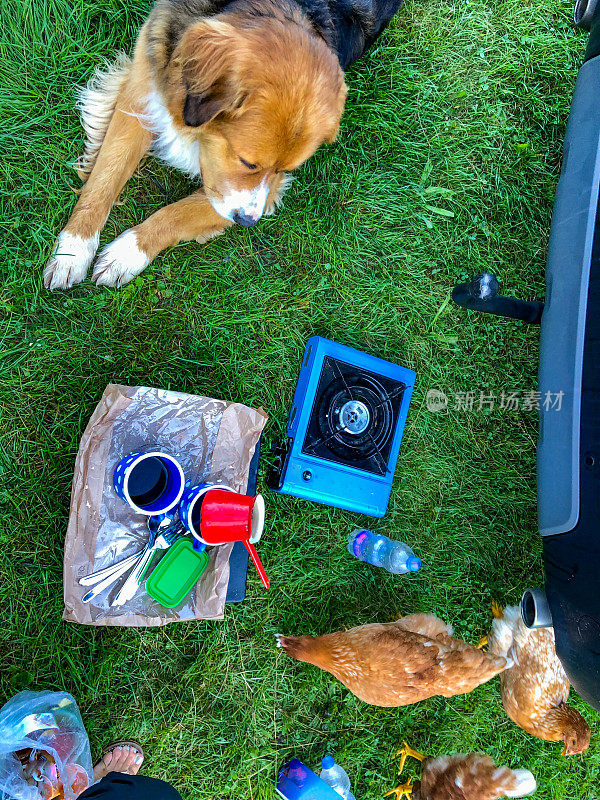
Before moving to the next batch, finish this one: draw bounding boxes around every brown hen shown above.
[487,604,590,755]
[276,613,507,706]
[386,746,537,800]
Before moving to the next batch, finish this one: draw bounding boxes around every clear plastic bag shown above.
[0,691,93,800]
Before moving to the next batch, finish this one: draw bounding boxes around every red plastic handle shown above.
[243,540,270,589]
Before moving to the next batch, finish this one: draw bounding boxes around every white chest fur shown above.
[141,90,202,179]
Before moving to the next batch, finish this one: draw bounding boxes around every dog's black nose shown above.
[232,210,259,227]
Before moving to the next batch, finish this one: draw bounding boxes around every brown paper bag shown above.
[63,384,267,626]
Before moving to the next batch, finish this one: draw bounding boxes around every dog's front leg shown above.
[91,172,291,287]
[44,100,152,290]
[91,190,233,287]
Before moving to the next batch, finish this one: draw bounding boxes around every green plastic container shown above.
[146,538,209,608]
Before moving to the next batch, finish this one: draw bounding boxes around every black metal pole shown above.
[452,273,544,324]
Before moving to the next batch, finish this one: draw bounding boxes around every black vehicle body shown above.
[537,0,600,712]
[453,0,600,711]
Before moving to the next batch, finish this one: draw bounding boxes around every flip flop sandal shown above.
[101,740,145,770]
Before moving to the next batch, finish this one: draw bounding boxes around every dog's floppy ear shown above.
[178,19,244,127]
[182,91,227,127]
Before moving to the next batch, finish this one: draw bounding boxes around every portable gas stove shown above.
[268,337,415,516]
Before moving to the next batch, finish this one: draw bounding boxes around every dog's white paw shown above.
[92,229,149,288]
[44,231,99,290]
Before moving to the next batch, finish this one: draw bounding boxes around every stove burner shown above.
[302,356,406,476]
[339,400,370,434]
[318,377,393,465]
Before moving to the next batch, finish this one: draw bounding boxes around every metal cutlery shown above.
[81,556,142,604]
[111,522,184,607]
[79,515,173,603]
[79,551,143,588]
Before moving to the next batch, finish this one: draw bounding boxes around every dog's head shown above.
[173,14,347,225]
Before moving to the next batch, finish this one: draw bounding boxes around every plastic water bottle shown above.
[319,757,356,800]
[348,529,421,574]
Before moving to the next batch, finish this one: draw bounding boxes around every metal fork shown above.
[111,522,184,607]
[79,516,171,603]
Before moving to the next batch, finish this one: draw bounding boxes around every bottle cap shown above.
[407,556,421,572]
[322,756,335,769]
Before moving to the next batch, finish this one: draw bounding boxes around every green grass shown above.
[0,0,598,797]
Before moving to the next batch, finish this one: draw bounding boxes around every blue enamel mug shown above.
[113,450,186,515]
[178,482,235,542]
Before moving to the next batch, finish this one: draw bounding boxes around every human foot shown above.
[93,743,144,782]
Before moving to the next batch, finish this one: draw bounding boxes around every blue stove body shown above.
[269,337,415,517]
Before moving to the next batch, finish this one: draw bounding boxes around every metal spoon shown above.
[111,521,184,607]
[79,515,172,602]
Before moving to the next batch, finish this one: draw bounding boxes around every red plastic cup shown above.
[200,490,255,543]
[200,490,269,588]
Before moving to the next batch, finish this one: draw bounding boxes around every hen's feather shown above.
[487,605,590,752]
[415,753,536,800]
[278,615,507,707]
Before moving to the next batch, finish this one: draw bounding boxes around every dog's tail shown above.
[76,52,132,181]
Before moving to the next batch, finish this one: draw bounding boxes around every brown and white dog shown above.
[44,0,405,289]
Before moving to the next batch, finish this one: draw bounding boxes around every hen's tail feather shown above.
[504,769,537,797]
